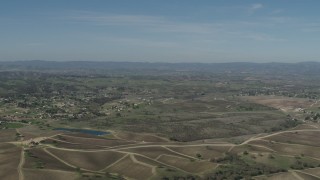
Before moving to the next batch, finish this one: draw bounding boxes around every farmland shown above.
[2,121,320,179]
[1,62,320,179]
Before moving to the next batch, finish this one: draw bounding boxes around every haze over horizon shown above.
[1,0,320,63]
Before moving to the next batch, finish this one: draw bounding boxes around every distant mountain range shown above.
[1,60,320,75]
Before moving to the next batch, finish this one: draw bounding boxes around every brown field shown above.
[42,138,103,149]
[157,155,217,174]
[168,146,229,160]
[106,155,154,180]
[52,134,133,147]
[265,131,320,147]
[295,171,320,180]
[267,143,320,159]
[24,169,78,180]
[134,155,164,167]
[115,131,169,142]
[302,167,320,179]
[121,146,188,159]
[3,121,320,180]
[46,148,125,171]
[215,133,262,144]
[230,144,274,154]
[301,167,320,177]
[243,96,313,112]
[0,166,19,180]
[255,172,300,180]
[24,148,75,171]
[248,140,320,159]
[18,125,61,140]
[0,143,21,180]
[0,129,18,142]
[248,140,275,147]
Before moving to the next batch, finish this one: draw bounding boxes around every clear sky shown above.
[1,0,319,62]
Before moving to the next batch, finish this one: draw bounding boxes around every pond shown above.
[54,128,110,136]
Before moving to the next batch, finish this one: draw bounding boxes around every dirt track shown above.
[10,126,320,180]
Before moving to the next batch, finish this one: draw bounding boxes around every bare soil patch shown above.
[302,167,320,177]
[24,148,75,171]
[157,155,217,174]
[0,129,18,142]
[54,134,133,147]
[106,155,154,180]
[168,146,229,160]
[265,131,320,147]
[24,169,78,180]
[115,131,169,142]
[244,96,313,112]
[46,148,125,171]
[0,143,21,180]
[121,146,187,159]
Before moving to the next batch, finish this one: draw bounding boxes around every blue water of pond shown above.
[54,128,110,136]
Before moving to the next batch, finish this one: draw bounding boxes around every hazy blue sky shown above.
[1,0,319,62]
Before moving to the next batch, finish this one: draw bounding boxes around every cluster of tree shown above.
[209,153,287,179]
[268,119,301,132]
[305,112,320,122]
[290,156,320,169]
